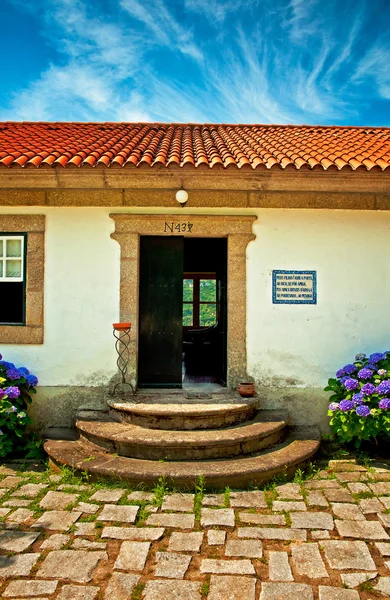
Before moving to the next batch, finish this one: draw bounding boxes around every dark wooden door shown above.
[216,241,228,385]
[138,236,183,388]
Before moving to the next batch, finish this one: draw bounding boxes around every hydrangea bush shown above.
[0,353,40,458]
[326,351,390,447]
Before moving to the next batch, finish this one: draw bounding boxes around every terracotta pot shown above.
[238,382,256,398]
[112,322,131,331]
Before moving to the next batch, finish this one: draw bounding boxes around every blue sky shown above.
[0,0,389,125]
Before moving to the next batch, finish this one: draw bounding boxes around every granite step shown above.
[76,411,288,460]
[107,398,259,430]
[44,427,320,490]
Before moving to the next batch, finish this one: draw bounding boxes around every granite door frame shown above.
[110,213,257,389]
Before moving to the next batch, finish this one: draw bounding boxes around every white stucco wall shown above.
[1,206,389,397]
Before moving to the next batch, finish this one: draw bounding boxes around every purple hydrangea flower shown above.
[356,404,371,417]
[340,376,350,384]
[378,369,387,376]
[336,369,345,378]
[358,368,374,380]
[328,402,340,411]
[5,386,20,399]
[339,399,355,412]
[379,398,390,410]
[369,352,385,364]
[377,381,390,395]
[26,374,38,387]
[343,378,359,391]
[352,392,364,405]
[355,353,366,361]
[0,361,15,369]
[0,353,2,360]
[343,364,357,375]
[18,367,30,377]
[6,368,22,381]
[0,389,5,400]
[361,383,376,396]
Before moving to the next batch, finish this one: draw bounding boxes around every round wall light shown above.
[175,189,189,206]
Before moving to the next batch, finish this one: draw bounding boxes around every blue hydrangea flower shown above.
[5,386,20,399]
[343,378,359,391]
[18,367,30,376]
[0,361,15,369]
[336,369,345,378]
[356,404,371,417]
[339,399,355,411]
[6,368,22,381]
[377,381,390,395]
[378,369,387,376]
[26,374,38,387]
[379,398,390,410]
[355,353,366,361]
[361,383,375,396]
[369,353,385,364]
[357,368,373,380]
[340,376,350,384]
[328,402,340,411]
[352,392,364,405]
[343,364,357,375]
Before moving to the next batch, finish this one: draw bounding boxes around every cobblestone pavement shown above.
[1,460,390,599]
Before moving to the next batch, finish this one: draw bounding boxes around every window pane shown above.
[183,279,193,302]
[6,239,22,257]
[200,304,216,326]
[0,261,2,277]
[6,260,22,278]
[200,279,216,302]
[183,304,193,326]
[0,240,3,256]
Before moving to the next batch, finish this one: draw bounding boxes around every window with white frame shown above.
[0,234,26,325]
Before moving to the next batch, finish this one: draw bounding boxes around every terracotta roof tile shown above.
[0,122,389,171]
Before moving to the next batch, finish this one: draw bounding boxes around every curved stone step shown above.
[107,398,259,430]
[44,427,320,490]
[76,412,288,460]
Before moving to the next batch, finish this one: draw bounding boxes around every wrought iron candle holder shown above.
[111,322,135,396]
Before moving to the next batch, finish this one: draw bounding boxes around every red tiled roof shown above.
[0,122,389,171]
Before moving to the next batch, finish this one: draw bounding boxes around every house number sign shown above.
[164,222,194,233]
[272,270,317,304]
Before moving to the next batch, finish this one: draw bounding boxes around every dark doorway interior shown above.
[138,236,227,389]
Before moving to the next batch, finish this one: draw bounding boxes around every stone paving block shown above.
[306,492,329,507]
[101,526,164,540]
[378,512,390,527]
[155,551,191,579]
[370,472,390,481]
[40,534,70,550]
[3,579,58,597]
[230,491,267,508]
[208,575,256,600]
[12,483,48,497]
[202,494,225,506]
[58,484,91,491]
[168,531,203,552]
[7,508,34,524]
[103,572,140,600]
[73,502,99,514]
[260,582,314,599]
[324,489,354,503]
[225,539,263,558]
[127,491,154,503]
[369,482,390,495]
[201,508,235,527]
[359,497,383,514]
[238,527,307,541]
[72,538,107,550]
[379,496,390,509]
[335,519,389,540]
[208,530,226,545]
[331,503,365,521]
[290,512,334,530]
[376,542,390,556]
[89,489,125,502]
[322,540,376,570]
[32,510,81,531]
[318,587,359,600]
[114,541,150,571]
[0,488,6,497]
[56,584,100,600]
[375,577,390,595]
[269,551,293,581]
[74,522,96,536]
[311,530,330,540]
[276,483,302,497]
[200,558,255,575]
[146,513,195,529]
[239,512,286,526]
[0,507,11,517]
[341,571,377,588]
[98,504,139,523]
[304,480,341,490]
[291,543,328,578]
[0,530,39,552]
[273,500,306,512]
[329,460,366,472]
[37,550,107,582]
[162,493,194,512]
[347,482,371,494]
[143,579,201,600]
[0,553,40,577]
[0,476,24,488]
[3,499,32,507]
[39,491,78,510]
[336,472,367,483]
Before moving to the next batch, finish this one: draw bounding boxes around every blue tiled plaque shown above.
[272,270,317,304]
